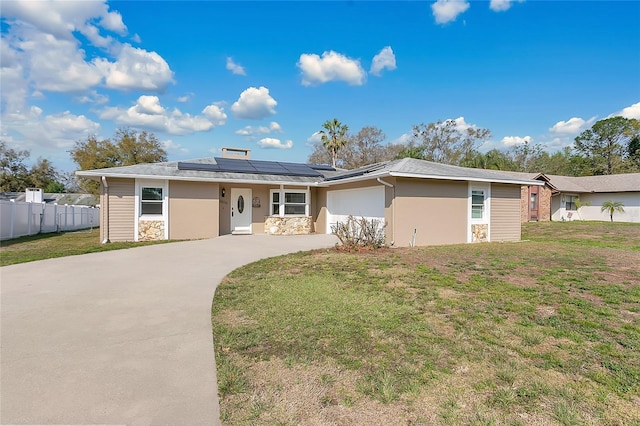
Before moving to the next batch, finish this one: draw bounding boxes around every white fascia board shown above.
[77,171,319,187]
[389,172,545,186]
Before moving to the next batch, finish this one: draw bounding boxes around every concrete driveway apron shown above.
[1,234,337,425]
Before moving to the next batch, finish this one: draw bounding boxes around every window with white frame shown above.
[270,189,308,216]
[471,189,485,219]
[141,187,163,215]
[565,195,577,211]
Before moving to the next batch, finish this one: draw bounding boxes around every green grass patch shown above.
[213,221,640,424]
[0,229,175,266]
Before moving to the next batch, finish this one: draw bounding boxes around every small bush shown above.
[331,215,385,250]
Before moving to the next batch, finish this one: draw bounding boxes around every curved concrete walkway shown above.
[1,234,337,425]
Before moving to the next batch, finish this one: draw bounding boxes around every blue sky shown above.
[2,0,639,172]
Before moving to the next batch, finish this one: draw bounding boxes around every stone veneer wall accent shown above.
[471,224,488,242]
[139,220,165,241]
[265,216,312,235]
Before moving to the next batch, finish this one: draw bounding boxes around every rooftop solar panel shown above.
[178,157,324,177]
[178,162,221,171]
[308,164,335,171]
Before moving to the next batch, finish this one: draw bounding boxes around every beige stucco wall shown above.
[101,178,135,242]
[315,187,329,234]
[393,178,468,247]
[168,181,219,240]
[490,183,521,242]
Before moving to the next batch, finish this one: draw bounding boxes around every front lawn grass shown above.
[0,229,173,266]
[212,221,640,425]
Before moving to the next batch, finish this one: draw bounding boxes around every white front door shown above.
[231,188,252,234]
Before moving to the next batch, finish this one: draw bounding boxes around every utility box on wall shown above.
[25,188,43,203]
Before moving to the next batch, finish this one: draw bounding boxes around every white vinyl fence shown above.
[0,200,100,241]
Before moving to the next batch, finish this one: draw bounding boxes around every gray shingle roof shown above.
[325,158,543,185]
[77,156,545,186]
[546,173,640,193]
[76,158,327,185]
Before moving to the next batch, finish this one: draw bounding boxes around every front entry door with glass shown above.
[230,188,252,234]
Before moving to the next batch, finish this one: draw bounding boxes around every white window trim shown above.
[135,179,169,241]
[270,187,309,217]
[467,183,491,243]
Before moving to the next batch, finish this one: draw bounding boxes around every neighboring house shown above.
[497,172,558,222]
[0,191,99,206]
[502,172,640,223]
[76,148,542,247]
[545,173,640,223]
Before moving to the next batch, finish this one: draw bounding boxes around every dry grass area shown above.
[0,229,173,266]
[212,221,640,425]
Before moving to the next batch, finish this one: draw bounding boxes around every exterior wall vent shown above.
[221,147,251,160]
[25,188,43,203]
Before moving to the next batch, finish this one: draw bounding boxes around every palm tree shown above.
[319,118,349,168]
[600,200,625,222]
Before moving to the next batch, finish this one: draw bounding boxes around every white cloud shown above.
[549,117,595,135]
[431,0,470,25]
[441,116,477,132]
[75,90,109,105]
[1,0,126,42]
[1,0,174,106]
[162,139,189,154]
[615,102,640,120]
[0,37,29,113]
[202,104,227,125]
[501,135,533,147]
[235,122,282,136]
[177,93,193,103]
[231,86,277,120]
[257,138,293,149]
[95,44,174,91]
[391,133,412,145]
[489,0,524,12]
[0,107,100,151]
[226,57,246,76]
[100,96,227,135]
[370,46,397,76]
[306,131,323,146]
[297,51,366,86]
[22,31,104,92]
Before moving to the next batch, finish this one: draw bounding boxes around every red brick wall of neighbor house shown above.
[520,185,553,222]
[520,186,529,223]
[538,186,552,221]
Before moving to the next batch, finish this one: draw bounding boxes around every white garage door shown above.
[326,186,385,234]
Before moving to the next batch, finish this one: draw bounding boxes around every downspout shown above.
[376,177,395,246]
[101,176,110,244]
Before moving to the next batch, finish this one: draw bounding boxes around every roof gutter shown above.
[389,172,545,186]
[77,171,320,187]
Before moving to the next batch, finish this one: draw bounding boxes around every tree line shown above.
[309,116,640,176]
[1,117,638,195]
[1,129,167,194]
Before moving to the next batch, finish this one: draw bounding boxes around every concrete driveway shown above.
[1,234,337,425]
